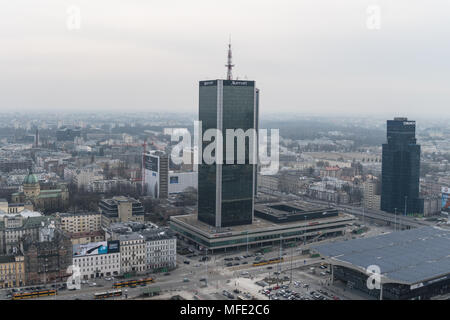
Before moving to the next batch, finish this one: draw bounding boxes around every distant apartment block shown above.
[56,126,82,142]
[363,178,381,210]
[0,158,32,173]
[55,212,105,245]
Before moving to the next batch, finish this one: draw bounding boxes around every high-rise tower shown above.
[381,117,423,215]
[197,43,259,228]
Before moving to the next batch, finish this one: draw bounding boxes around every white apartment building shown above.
[64,166,103,190]
[143,230,177,271]
[363,178,381,210]
[56,212,102,234]
[119,233,146,274]
[72,241,121,280]
[90,179,134,193]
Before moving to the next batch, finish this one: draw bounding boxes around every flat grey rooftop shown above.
[312,226,450,285]
[172,212,353,238]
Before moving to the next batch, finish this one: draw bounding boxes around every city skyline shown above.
[0,1,450,304]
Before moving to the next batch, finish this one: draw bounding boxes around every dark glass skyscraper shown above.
[198,80,259,228]
[381,117,423,215]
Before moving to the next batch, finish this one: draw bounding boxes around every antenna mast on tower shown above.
[225,37,234,80]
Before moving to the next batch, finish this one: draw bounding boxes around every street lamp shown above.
[394,208,397,232]
[303,216,307,246]
[246,231,249,256]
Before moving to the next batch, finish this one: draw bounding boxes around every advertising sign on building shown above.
[144,154,160,198]
[107,240,120,253]
[73,241,108,257]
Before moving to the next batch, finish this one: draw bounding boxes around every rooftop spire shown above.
[225,37,234,80]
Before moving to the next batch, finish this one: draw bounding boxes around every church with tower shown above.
[11,170,69,213]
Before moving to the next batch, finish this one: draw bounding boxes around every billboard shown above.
[144,154,160,198]
[442,187,450,215]
[168,172,197,194]
[73,241,108,257]
[144,154,159,172]
[107,240,120,253]
[73,241,119,257]
[170,176,179,184]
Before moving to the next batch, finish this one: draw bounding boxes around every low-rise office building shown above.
[171,201,355,252]
[99,196,145,228]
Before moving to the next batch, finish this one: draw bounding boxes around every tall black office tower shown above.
[197,42,259,228]
[381,117,423,215]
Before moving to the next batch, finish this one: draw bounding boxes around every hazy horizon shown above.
[1,1,450,117]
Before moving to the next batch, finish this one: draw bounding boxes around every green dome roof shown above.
[23,173,39,185]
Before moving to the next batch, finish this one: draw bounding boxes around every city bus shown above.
[94,289,123,299]
[112,277,154,289]
[12,289,57,300]
[252,257,284,267]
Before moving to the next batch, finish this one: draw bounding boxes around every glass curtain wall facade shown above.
[381,118,422,214]
[198,80,258,228]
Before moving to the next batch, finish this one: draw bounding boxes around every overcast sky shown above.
[1,1,450,118]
